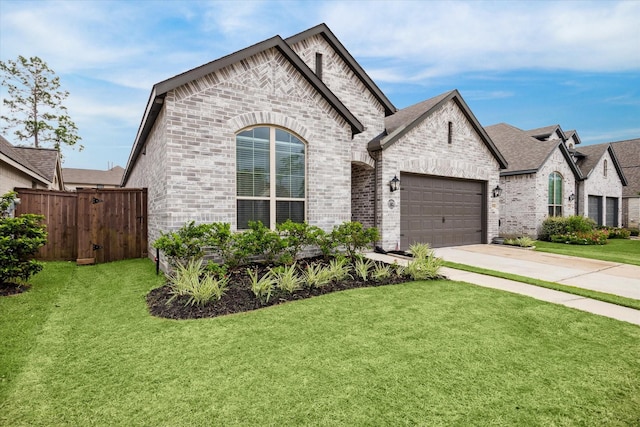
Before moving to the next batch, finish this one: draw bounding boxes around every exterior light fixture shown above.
[492,185,502,198]
[568,193,575,201]
[389,175,400,192]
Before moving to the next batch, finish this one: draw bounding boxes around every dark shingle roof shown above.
[384,92,451,135]
[609,138,640,197]
[63,166,124,186]
[485,123,581,178]
[525,124,566,141]
[0,135,58,183]
[574,144,609,177]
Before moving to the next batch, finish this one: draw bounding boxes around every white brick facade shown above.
[578,149,623,226]
[499,147,577,237]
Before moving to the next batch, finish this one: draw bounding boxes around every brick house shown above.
[0,135,64,195]
[486,123,626,237]
[604,138,639,228]
[122,23,506,266]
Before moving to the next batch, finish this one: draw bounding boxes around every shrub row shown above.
[153,220,380,269]
[540,215,633,245]
[0,192,47,284]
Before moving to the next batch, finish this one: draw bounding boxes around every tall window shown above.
[236,126,305,229]
[603,159,608,177]
[548,172,563,216]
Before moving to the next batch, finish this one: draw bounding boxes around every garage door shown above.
[400,173,486,248]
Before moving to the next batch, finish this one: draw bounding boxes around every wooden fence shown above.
[15,188,147,264]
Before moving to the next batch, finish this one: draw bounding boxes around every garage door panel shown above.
[400,173,485,249]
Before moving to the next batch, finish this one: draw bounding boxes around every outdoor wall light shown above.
[492,185,502,198]
[389,175,400,192]
[568,193,576,201]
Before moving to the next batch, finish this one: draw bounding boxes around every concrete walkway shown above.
[365,246,640,326]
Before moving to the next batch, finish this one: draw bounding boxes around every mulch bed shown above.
[0,281,30,297]
[147,258,422,320]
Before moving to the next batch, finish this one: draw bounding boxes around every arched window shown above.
[603,159,608,177]
[548,172,563,217]
[236,126,306,229]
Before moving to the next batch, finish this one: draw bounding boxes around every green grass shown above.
[1,260,640,426]
[443,261,640,311]
[535,239,640,266]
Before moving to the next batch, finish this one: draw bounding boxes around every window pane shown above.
[548,175,554,205]
[290,176,305,198]
[276,201,304,224]
[554,174,563,205]
[276,175,290,198]
[254,127,270,141]
[236,128,270,197]
[237,200,269,229]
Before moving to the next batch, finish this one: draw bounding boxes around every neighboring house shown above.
[573,143,627,227]
[608,138,640,228]
[486,123,627,237]
[486,123,582,237]
[0,135,64,195]
[63,166,124,190]
[122,23,506,267]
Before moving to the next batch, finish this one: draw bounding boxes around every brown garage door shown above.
[400,173,486,248]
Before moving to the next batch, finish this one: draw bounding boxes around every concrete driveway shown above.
[433,244,640,300]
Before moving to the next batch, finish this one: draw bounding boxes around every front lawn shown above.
[1,260,639,426]
[535,238,640,266]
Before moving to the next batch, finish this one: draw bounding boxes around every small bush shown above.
[327,257,352,282]
[504,236,535,247]
[169,259,228,306]
[353,257,374,281]
[600,227,631,239]
[244,221,285,264]
[405,243,442,280]
[550,230,608,245]
[277,220,315,262]
[269,263,303,293]
[409,242,431,259]
[540,216,596,241]
[628,228,639,237]
[330,222,379,258]
[371,263,392,281]
[0,191,47,284]
[153,221,211,267]
[303,263,332,288]
[247,268,275,304]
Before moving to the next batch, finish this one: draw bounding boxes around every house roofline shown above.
[0,152,52,186]
[607,144,628,186]
[541,141,584,180]
[286,23,397,116]
[500,169,539,177]
[368,90,508,169]
[123,33,365,186]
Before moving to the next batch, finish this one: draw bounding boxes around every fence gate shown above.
[15,188,147,264]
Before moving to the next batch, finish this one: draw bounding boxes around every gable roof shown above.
[367,90,507,169]
[63,166,124,186]
[285,23,396,116]
[0,135,61,185]
[485,123,582,179]
[525,124,567,141]
[575,142,628,185]
[609,138,640,197]
[124,29,365,185]
[564,130,582,146]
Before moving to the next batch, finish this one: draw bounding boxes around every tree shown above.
[0,55,82,151]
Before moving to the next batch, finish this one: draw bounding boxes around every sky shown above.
[1,0,639,170]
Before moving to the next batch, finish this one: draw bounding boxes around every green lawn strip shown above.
[1,260,640,425]
[442,260,640,311]
[0,262,77,401]
[534,239,640,266]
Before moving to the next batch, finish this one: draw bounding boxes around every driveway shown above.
[433,244,640,300]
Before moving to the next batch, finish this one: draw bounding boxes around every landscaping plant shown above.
[152,221,211,267]
[269,264,303,293]
[405,243,442,280]
[353,257,374,281]
[168,259,228,306]
[247,268,275,304]
[0,191,47,285]
[330,221,379,259]
[327,256,352,282]
[371,263,392,281]
[303,263,332,288]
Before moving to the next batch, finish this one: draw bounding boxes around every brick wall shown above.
[351,163,375,228]
[578,149,623,226]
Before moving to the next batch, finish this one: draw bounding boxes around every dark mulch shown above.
[0,281,30,297]
[147,258,422,320]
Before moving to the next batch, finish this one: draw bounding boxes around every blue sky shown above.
[1,0,639,170]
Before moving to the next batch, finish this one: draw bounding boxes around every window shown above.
[236,126,305,229]
[447,121,453,144]
[548,172,563,216]
[315,53,323,80]
[603,159,608,177]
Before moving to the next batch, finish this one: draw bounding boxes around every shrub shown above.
[0,191,47,284]
[153,221,211,267]
[244,221,285,264]
[404,243,442,280]
[169,259,228,306]
[353,257,374,281]
[539,216,595,241]
[277,220,315,262]
[371,263,392,281]
[504,236,535,247]
[330,222,379,258]
[205,261,228,279]
[550,230,608,245]
[310,227,336,258]
[204,222,235,263]
[600,227,631,239]
[628,228,639,237]
[303,263,332,288]
[327,256,352,282]
[269,263,303,293]
[247,268,275,304]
